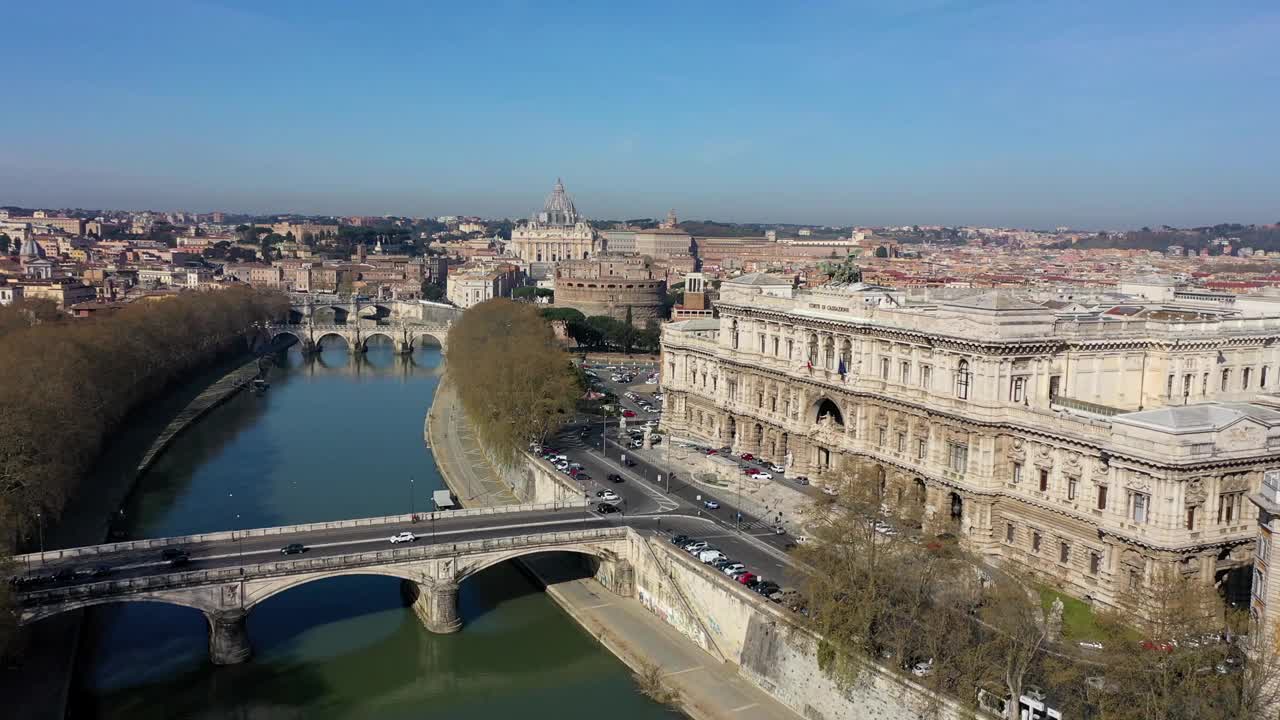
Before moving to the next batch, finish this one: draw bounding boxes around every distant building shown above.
[671,271,714,320]
[446,262,523,309]
[553,256,665,325]
[508,179,601,273]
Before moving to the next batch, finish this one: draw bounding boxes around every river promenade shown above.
[426,378,800,720]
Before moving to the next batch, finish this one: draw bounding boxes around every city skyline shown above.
[4,1,1277,228]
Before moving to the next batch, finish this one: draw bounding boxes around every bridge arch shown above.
[271,330,304,348]
[361,332,396,351]
[20,590,223,625]
[315,332,350,350]
[411,333,445,351]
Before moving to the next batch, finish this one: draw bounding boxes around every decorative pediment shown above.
[1218,420,1265,452]
[1185,478,1207,505]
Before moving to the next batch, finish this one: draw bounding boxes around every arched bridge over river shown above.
[13,503,635,664]
[268,322,451,354]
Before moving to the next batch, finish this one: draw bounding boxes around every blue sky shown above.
[3,1,1277,228]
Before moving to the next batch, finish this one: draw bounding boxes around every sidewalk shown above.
[628,442,820,536]
[426,380,802,720]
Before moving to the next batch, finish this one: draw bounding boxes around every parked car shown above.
[736,572,757,585]
[389,531,417,544]
[280,543,306,555]
[703,500,720,510]
[670,534,690,546]
[597,503,620,514]
[769,464,785,473]
[721,563,746,575]
[683,541,709,553]
[744,467,760,476]
[740,453,754,461]
[622,410,636,418]
[596,490,620,502]
[755,472,773,480]
[622,458,637,467]
[698,550,726,564]
[793,476,810,485]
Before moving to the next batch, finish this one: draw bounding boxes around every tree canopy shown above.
[447,300,580,466]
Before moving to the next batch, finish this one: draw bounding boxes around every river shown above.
[68,339,675,720]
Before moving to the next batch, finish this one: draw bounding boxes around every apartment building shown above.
[660,273,1280,612]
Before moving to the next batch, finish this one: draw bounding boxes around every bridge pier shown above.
[207,609,251,665]
[409,581,461,634]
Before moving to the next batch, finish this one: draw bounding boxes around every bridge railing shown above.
[17,526,629,610]
[17,500,588,565]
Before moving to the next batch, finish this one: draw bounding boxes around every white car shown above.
[770,464,785,473]
[598,490,621,502]
[755,472,773,480]
[389,531,417,544]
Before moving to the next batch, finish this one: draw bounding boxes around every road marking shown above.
[731,703,758,713]
[582,602,613,610]
[662,666,703,677]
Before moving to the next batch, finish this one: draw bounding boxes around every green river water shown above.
[68,341,675,720]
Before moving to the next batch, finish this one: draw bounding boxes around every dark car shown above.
[608,473,624,483]
[52,568,76,583]
[167,552,191,567]
[596,503,620,514]
[281,543,306,555]
[74,565,111,579]
[622,458,636,467]
[670,534,690,546]
[160,547,187,562]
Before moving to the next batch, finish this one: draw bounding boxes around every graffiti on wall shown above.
[638,584,708,651]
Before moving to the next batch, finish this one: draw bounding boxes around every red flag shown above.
[806,361,813,371]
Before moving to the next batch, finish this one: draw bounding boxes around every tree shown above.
[0,233,10,254]
[540,307,586,324]
[447,300,580,465]
[420,282,445,302]
[874,246,889,258]
[512,286,538,301]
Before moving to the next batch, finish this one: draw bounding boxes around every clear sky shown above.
[3,1,1277,229]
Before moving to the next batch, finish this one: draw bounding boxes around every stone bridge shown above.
[268,322,451,354]
[14,504,634,664]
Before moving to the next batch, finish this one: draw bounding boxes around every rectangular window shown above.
[1012,462,1023,484]
[900,361,910,384]
[1186,506,1196,530]
[1089,551,1102,575]
[1039,469,1049,492]
[917,438,927,460]
[1264,366,1270,389]
[1222,368,1231,392]
[1219,492,1243,524]
[948,443,968,473]
[773,337,780,356]
[880,357,890,379]
[1032,531,1042,553]
[921,365,932,389]
[1060,542,1070,564]
[1006,523,1015,542]
[1048,375,1061,399]
[786,339,794,359]
[896,432,906,452]
[1132,492,1150,523]
[1260,534,1270,562]
[759,334,766,353]
[1166,374,1175,397]
[1129,568,1140,589]
[1068,477,1078,501]
[1097,485,1108,510]
[878,427,887,446]
[1011,377,1026,403]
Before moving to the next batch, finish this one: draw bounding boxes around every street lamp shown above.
[235,513,244,569]
[36,512,44,555]
[409,476,416,521]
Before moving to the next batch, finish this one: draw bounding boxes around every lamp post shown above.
[235,513,244,569]
[36,512,44,555]
[409,476,416,521]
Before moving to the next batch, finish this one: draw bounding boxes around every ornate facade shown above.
[508,179,601,266]
[660,274,1280,612]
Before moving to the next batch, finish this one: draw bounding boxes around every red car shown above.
[744,467,760,476]
[622,410,636,418]
[706,449,717,455]
[740,453,754,461]
[736,572,756,585]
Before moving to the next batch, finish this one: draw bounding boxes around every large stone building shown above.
[552,256,665,325]
[661,273,1280,614]
[508,179,601,274]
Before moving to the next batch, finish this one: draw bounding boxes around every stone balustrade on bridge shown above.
[267,322,451,354]
[13,503,633,666]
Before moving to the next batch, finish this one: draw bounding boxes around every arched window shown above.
[807,333,818,365]
[839,338,852,372]
[731,320,739,349]
[823,337,834,369]
[955,359,971,400]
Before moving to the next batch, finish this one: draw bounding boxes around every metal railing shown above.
[1050,395,1122,417]
[19,527,628,609]
[16,500,588,565]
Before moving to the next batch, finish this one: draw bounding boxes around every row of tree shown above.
[446,300,581,466]
[795,464,1277,719]
[538,308,661,354]
[0,287,289,652]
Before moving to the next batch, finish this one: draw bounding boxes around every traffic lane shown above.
[625,515,798,589]
[19,512,620,589]
[604,437,798,556]
[543,425,669,515]
[24,506,595,572]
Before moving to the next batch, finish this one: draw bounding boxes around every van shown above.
[698,549,726,564]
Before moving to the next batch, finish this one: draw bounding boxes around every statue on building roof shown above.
[819,254,862,285]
